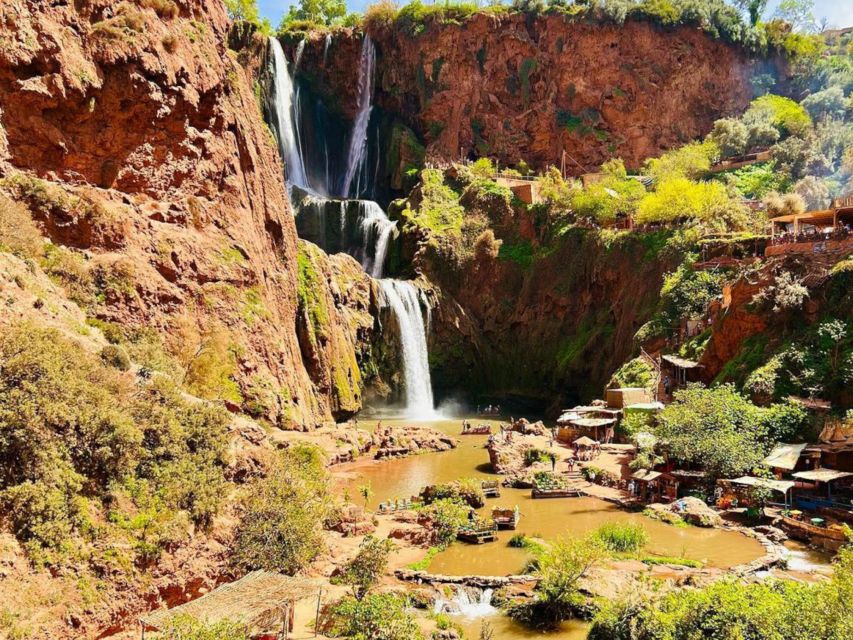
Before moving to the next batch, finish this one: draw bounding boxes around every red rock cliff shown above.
[0,0,366,427]
[296,14,761,172]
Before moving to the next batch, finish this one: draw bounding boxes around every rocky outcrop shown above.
[294,14,761,173]
[0,1,367,427]
[372,424,458,458]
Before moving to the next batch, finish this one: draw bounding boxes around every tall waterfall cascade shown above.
[340,36,376,199]
[268,39,309,191]
[267,36,436,418]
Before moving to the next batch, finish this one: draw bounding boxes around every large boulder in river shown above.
[372,425,458,458]
[649,497,723,528]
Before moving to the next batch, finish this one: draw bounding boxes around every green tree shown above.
[774,0,817,33]
[735,0,768,26]
[342,535,395,600]
[231,445,332,574]
[281,0,348,27]
[327,593,423,640]
[509,536,603,627]
[224,0,260,22]
[654,384,791,481]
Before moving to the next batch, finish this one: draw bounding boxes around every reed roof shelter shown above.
[139,571,324,639]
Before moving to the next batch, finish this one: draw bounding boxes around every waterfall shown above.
[433,587,497,620]
[356,201,397,278]
[340,36,376,198]
[266,33,436,418]
[323,33,332,65]
[269,38,309,191]
[378,280,436,418]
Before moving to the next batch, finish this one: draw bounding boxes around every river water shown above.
[336,416,769,639]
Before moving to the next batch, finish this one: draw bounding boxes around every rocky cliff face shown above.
[0,0,365,427]
[424,230,680,411]
[295,14,761,173]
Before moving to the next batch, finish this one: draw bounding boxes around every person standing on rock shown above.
[550,452,557,472]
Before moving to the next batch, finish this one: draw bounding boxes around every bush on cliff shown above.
[231,444,332,574]
[0,324,230,564]
[0,194,44,259]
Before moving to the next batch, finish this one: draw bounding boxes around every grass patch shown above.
[407,546,440,571]
[641,555,703,568]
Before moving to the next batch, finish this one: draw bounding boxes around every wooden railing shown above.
[831,195,853,209]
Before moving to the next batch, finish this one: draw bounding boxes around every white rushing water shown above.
[378,280,436,419]
[340,36,376,198]
[269,38,309,190]
[356,201,397,278]
[434,588,497,620]
[267,35,436,417]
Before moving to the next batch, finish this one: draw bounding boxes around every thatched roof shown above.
[573,436,597,446]
[141,571,323,633]
[661,354,701,369]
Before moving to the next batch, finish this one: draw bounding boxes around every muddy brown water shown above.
[336,417,768,639]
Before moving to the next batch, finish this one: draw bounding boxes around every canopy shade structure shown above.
[625,402,665,412]
[140,571,323,635]
[631,469,662,482]
[661,354,701,369]
[729,476,795,495]
[792,470,853,483]
[573,436,597,447]
[763,443,807,471]
[570,418,617,429]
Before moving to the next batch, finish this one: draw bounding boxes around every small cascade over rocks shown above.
[340,36,376,199]
[378,280,436,419]
[433,586,497,619]
[357,201,396,278]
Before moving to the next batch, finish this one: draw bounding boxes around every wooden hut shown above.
[139,571,324,639]
[630,469,678,503]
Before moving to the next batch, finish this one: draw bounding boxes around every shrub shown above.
[364,0,399,32]
[161,614,249,640]
[746,94,812,138]
[473,229,502,260]
[709,118,749,157]
[594,522,648,553]
[590,546,853,640]
[341,535,395,599]
[608,357,654,389]
[643,140,718,182]
[635,177,731,225]
[0,323,230,560]
[421,478,485,508]
[507,535,603,628]
[100,344,131,371]
[0,195,43,259]
[420,498,470,546]
[231,445,332,574]
[326,593,423,640]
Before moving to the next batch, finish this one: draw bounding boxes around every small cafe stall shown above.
[630,469,679,503]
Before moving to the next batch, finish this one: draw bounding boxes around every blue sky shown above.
[258,0,853,28]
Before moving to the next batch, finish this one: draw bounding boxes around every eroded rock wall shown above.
[0,0,365,427]
[295,14,762,173]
